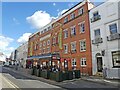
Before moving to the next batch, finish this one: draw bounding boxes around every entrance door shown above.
[97,57,103,72]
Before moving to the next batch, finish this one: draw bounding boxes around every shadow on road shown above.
[1,66,35,80]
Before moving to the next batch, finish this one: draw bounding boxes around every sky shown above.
[1,0,103,57]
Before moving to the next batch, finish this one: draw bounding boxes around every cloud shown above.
[0,35,14,57]
[53,3,56,6]
[13,17,20,25]
[17,33,32,44]
[26,11,53,29]
[68,3,74,8]
[0,35,14,50]
[58,9,68,16]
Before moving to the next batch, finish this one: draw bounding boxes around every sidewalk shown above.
[3,66,120,87]
[81,75,120,87]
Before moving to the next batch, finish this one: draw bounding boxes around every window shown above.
[94,29,101,38]
[47,40,50,45]
[112,51,120,67]
[41,31,44,34]
[93,11,99,17]
[43,48,46,53]
[34,43,37,50]
[80,22,85,33]
[78,7,84,15]
[44,29,47,32]
[64,44,68,54]
[71,42,76,51]
[64,17,68,23]
[109,23,117,34]
[48,26,51,30]
[39,43,42,48]
[71,13,75,19]
[72,58,76,67]
[47,47,50,52]
[52,37,56,45]
[71,26,76,36]
[64,29,68,38]
[80,40,86,51]
[81,58,87,66]
[43,41,46,47]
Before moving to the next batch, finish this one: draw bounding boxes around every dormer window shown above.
[71,13,75,19]
[78,7,84,15]
[64,17,68,23]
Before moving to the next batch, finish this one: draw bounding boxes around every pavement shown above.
[1,66,120,89]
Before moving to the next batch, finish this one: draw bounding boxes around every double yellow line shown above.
[2,75,21,90]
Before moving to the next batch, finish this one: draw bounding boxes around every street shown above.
[1,65,62,90]
[0,66,119,90]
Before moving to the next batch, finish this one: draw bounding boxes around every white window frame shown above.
[70,13,75,19]
[78,21,85,33]
[52,37,56,44]
[109,23,117,34]
[64,44,68,54]
[71,26,76,35]
[94,29,101,38]
[64,29,68,39]
[43,41,46,47]
[64,17,68,23]
[47,40,50,45]
[78,7,84,15]
[81,58,87,67]
[71,41,76,51]
[72,58,76,67]
[80,39,86,52]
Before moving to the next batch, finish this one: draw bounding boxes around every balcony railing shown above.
[91,15,101,23]
[107,33,120,41]
[92,37,103,44]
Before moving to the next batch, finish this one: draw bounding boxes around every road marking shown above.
[2,74,21,90]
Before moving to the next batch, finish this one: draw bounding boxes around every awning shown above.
[27,53,61,60]
[27,54,52,60]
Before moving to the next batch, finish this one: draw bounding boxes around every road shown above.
[1,65,62,90]
[1,66,119,90]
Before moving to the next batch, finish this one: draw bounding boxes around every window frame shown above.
[72,58,76,67]
[63,44,68,54]
[80,39,86,52]
[79,21,85,33]
[112,51,120,68]
[109,23,117,35]
[94,29,101,38]
[71,41,76,51]
[78,7,84,15]
[71,26,76,36]
[81,57,87,67]
[64,29,68,39]
[64,17,68,23]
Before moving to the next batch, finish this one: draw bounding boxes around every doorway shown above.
[97,57,103,72]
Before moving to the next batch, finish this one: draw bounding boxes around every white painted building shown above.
[16,42,28,68]
[0,52,6,62]
[90,0,120,79]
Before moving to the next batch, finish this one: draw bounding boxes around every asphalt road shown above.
[1,66,119,90]
[1,66,62,90]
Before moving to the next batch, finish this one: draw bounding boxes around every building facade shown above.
[15,42,28,68]
[27,0,94,75]
[90,0,120,79]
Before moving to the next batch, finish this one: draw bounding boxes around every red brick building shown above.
[27,0,94,75]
